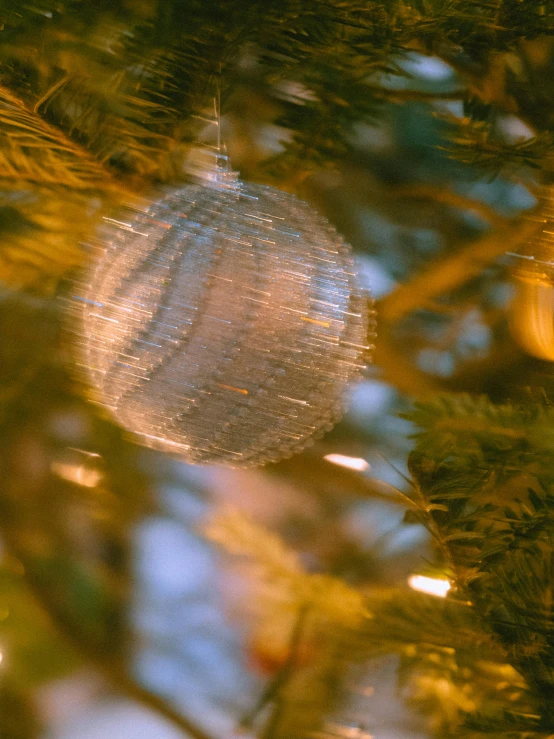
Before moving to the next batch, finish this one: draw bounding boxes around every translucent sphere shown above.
[77,180,373,466]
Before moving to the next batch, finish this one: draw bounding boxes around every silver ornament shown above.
[75,173,373,466]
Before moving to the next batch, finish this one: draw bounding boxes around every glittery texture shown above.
[75,181,374,466]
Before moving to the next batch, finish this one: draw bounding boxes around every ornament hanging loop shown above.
[185,66,240,191]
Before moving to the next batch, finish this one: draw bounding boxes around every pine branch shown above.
[443,119,554,176]
[0,85,108,187]
[404,394,554,730]
[399,0,554,53]
[1,0,553,188]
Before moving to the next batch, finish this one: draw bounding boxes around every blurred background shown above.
[0,2,552,738]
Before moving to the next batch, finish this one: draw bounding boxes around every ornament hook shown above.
[185,65,239,190]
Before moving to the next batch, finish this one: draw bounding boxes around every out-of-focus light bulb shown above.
[51,461,102,488]
[0,650,4,665]
[408,574,451,598]
[324,454,369,472]
[318,723,373,739]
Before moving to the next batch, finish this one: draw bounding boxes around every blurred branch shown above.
[369,87,465,103]
[377,217,540,324]
[241,606,310,736]
[273,454,418,508]
[444,339,530,395]
[371,195,542,398]
[390,184,507,228]
[373,334,440,398]
[0,526,215,739]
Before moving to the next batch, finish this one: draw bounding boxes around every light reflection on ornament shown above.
[75,174,373,466]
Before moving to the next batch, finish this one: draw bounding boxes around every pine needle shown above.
[0,87,108,188]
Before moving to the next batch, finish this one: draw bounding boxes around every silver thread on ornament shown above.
[74,102,374,466]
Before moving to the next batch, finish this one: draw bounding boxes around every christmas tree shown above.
[2,1,554,738]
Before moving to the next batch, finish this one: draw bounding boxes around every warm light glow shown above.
[408,574,451,598]
[324,454,369,472]
[51,462,102,488]
[0,651,3,665]
[317,723,373,739]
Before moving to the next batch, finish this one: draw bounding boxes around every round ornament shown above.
[76,169,373,466]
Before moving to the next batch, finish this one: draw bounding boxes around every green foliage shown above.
[205,509,373,739]
[3,3,554,739]
[0,679,42,739]
[0,0,550,287]
[442,117,554,178]
[0,561,79,687]
[205,495,545,738]
[362,589,535,736]
[205,509,369,628]
[0,86,106,186]
[403,393,554,734]
[398,0,554,52]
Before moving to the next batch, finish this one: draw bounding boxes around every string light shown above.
[324,454,369,472]
[51,461,102,488]
[317,723,373,739]
[408,574,451,598]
